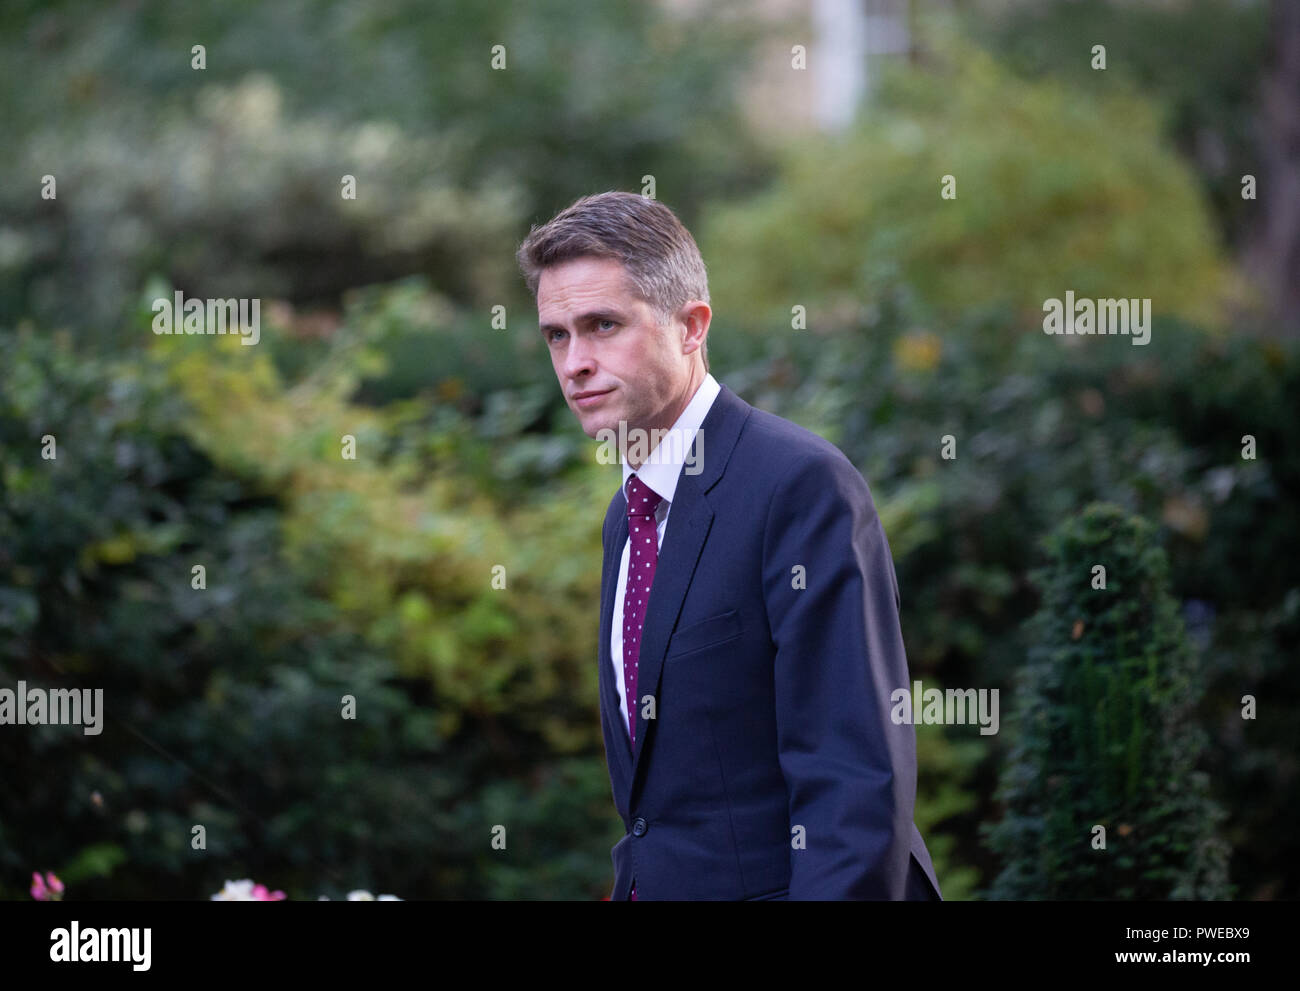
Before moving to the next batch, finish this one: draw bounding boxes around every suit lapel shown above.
[600,504,634,794]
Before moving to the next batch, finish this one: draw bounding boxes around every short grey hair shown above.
[516,191,710,372]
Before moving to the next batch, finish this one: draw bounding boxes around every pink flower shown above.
[31,871,63,901]
[212,879,285,900]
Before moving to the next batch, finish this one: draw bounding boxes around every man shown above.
[516,191,943,901]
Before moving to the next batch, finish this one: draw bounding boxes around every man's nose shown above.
[561,334,596,380]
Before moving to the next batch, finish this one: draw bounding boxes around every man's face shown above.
[537,256,702,444]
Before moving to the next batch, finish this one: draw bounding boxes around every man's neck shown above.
[625,365,706,470]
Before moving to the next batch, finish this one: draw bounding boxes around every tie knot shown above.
[625,474,662,518]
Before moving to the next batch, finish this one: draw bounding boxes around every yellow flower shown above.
[893,331,942,372]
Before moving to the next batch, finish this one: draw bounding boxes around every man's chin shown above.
[581,416,615,439]
[575,407,621,439]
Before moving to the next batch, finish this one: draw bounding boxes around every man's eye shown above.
[598,319,616,331]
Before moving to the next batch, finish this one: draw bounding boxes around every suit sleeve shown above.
[761,450,917,899]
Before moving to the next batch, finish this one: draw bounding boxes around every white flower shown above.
[211,879,258,901]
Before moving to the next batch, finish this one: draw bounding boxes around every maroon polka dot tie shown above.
[623,472,662,902]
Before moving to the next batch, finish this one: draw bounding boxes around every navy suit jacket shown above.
[599,382,943,900]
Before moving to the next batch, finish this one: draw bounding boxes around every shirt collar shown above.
[621,372,720,507]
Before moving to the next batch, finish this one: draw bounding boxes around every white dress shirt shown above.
[611,372,721,732]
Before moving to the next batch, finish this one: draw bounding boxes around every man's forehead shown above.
[537,260,642,319]
[539,257,630,294]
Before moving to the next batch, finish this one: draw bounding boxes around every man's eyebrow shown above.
[538,309,629,335]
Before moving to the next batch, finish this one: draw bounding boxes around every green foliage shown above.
[914,722,984,902]
[983,503,1231,899]
[3,74,524,347]
[145,279,608,744]
[0,0,769,339]
[975,0,1271,253]
[0,325,615,899]
[700,38,1237,334]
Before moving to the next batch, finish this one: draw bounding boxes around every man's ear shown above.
[679,300,711,358]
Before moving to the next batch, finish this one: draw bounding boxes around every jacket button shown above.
[631,817,647,837]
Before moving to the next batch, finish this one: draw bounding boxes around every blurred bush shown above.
[984,503,1232,899]
[0,323,621,899]
[0,0,770,340]
[699,39,1241,334]
[977,0,1271,258]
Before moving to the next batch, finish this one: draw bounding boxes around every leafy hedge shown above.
[984,503,1231,899]
[0,324,621,900]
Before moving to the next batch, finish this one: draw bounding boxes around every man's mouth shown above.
[573,389,613,408]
